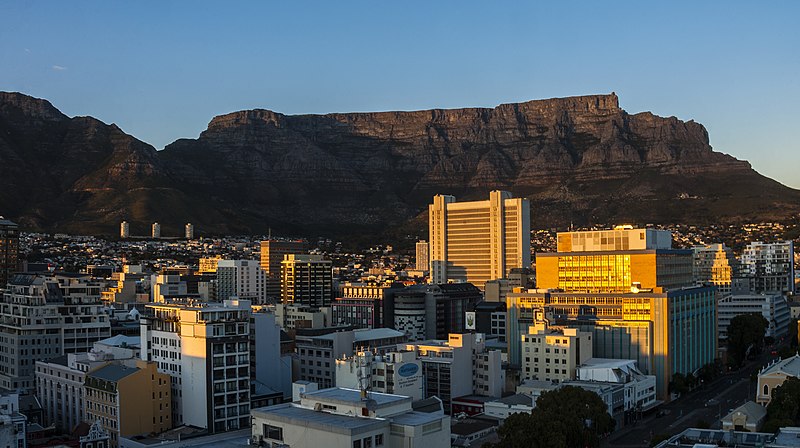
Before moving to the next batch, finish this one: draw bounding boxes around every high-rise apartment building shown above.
[140,301,251,433]
[741,241,795,295]
[0,217,19,289]
[0,273,111,391]
[259,240,305,300]
[84,361,171,447]
[217,259,267,303]
[692,243,738,296]
[119,221,130,239]
[151,222,161,239]
[429,190,531,289]
[415,240,429,272]
[280,254,333,308]
[185,222,194,239]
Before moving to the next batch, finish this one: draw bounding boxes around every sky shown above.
[1,1,799,188]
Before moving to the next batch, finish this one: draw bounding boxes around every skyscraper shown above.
[741,241,795,295]
[152,222,161,239]
[259,240,305,299]
[415,240,429,271]
[120,220,130,239]
[185,222,194,239]
[429,190,531,289]
[280,254,333,308]
[0,217,19,288]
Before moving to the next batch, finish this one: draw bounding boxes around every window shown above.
[364,437,372,448]
[263,424,283,441]
[353,440,362,448]
[764,384,769,396]
[375,434,384,446]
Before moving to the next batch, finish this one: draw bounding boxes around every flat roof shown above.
[252,403,389,435]
[302,387,411,408]
[389,411,443,427]
[87,364,139,383]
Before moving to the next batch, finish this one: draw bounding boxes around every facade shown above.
[216,259,267,303]
[84,361,171,447]
[756,354,800,406]
[250,310,292,400]
[392,283,481,341]
[399,333,504,412]
[296,328,407,389]
[150,274,188,302]
[721,401,766,432]
[198,256,222,274]
[251,387,450,448]
[576,358,658,416]
[520,323,592,383]
[185,223,194,239]
[272,303,331,330]
[335,351,424,400]
[507,286,717,399]
[0,391,26,448]
[428,190,531,289]
[119,221,129,239]
[259,240,305,300]
[415,241,429,272]
[692,243,738,296]
[741,241,796,295]
[140,301,251,432]
[151,222,161,239]
[717,293,791,340]
[280,254,333,308]
[0,273,111,391]
[0,217,19,289]
[332,283,400,329]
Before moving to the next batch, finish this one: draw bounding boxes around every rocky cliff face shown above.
[1,92,798,237]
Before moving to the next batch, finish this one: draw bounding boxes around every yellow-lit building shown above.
[429,190,531,290]
[692,244,737,296]
[514,227,715,399]
[198,256,222,274]
[84,361,171,447]
[260,240,305,298]
[521,322,592,383]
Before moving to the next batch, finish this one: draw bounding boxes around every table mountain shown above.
[1,91,798,237]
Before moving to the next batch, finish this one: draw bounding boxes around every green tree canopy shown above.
[727,314,768,365]
[762,377,800,433]
[491,385,615,448]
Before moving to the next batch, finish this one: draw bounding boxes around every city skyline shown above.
[1,1,799,188]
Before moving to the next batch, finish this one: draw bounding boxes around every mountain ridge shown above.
[1,91,798,237]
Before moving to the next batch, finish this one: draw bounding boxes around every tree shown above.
[762,377,800,433]
[727,314,768,365]
[670,373,690,395]
[491,386,615,448]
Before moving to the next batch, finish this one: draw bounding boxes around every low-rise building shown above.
[0,391,26,448]
[251,387,450,448]
[577,358,658,415]
[756,354,800,406]
[718,293,791,341]
[721,401,767,432]
[336,351,423,400]
[483,394,535,420]
[521,323,592,383]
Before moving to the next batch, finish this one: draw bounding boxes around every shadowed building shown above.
[0,217,19,289]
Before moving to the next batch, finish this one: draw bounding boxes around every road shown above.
[603,352,771,448]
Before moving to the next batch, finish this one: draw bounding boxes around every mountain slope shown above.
[1,91,799,236]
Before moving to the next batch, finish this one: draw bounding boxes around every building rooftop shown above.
[493,393,534,406]
[252,403,389,435]
[96,334,140,348]
[654,428,776,448]
[773,427,800,447]
[302,387,411,408]
[760,354,800,377]
[87,364,139,383]
[389,410,444,426]
[353,328,405,342]
[722,401,767,423]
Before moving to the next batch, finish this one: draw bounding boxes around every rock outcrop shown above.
[1,91,798,237]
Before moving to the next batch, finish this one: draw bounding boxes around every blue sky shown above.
[1,1,798,187]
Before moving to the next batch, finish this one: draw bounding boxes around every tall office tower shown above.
[120,220,130,239]
[392,283,482,341]
[429,190,531,289]
[216,259,267,303]
[415,240,429,271]
[185,222,194,239]
[259,240,305,300]
[692,243,738,296]
[512,227,712,399]
[140,301,251,433]
[331,282,401,329]
[0,217,19,289]
[0,273,111,391]
[741,241,795,294]
[152,222,161,239]
[536,226,692,293]
[280,254,333,308]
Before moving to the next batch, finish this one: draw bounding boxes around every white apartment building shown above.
[428,190,531,289]
[150,274,189,303]
[717,293,791,340]
[398,333,504,413]
[415,241,429,272]
[335,351,424,400]
[741,241,795,294]
[140,300,251,433]
[521,323,592,383]
[120,221,130,239]
[217,259,267,303]
[152,222,161,239]
[576,358,657,414]
[0,273,111,391]
[0,391,26,448]
[185,223,194,239]
[251,387,450,448]
[272,303,331,330]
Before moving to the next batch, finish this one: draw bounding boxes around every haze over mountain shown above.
[1,91,798,237]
